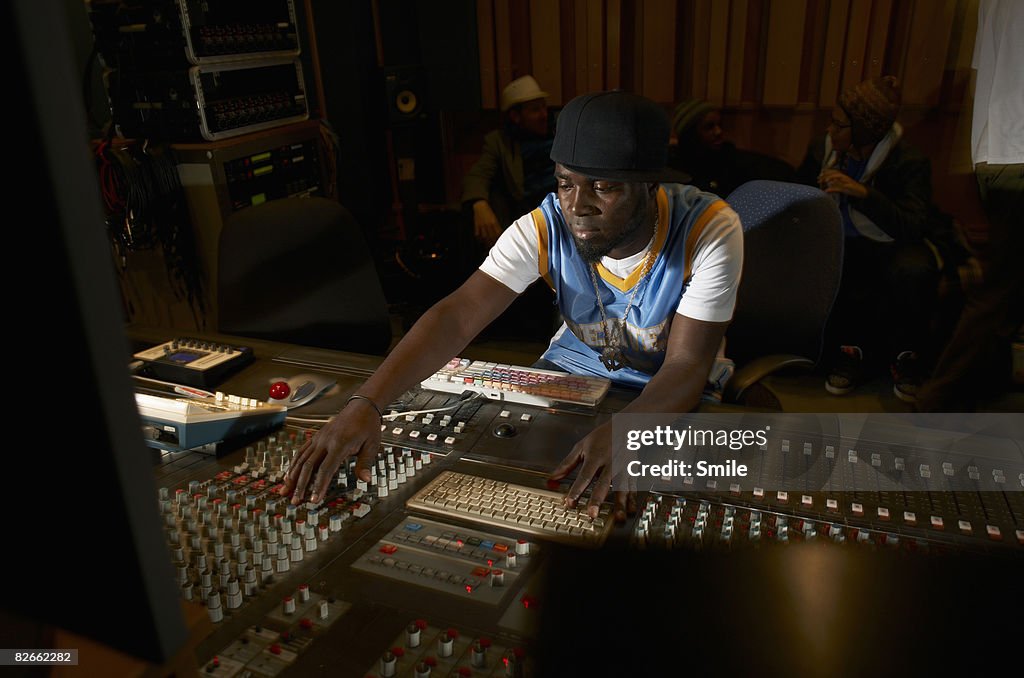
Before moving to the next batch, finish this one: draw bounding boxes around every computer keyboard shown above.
[421,357,611,408]
[406,471,614,545]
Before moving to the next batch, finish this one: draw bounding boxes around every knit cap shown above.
[839,76,901,144]
[671,98,714,139]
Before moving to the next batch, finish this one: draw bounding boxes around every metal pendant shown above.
[600,345,627,371]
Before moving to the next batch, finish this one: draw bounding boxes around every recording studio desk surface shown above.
[127,327,1024,677]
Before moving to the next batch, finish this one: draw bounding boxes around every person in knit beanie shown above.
[668,98,795,197]
[796,75,956,404]
[839,75,901,148]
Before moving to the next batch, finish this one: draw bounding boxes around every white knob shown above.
[438,632,454,657]
[406,623,421,648]
[206,592,223,623]
[471,641,487,667]
[225,578,242,609]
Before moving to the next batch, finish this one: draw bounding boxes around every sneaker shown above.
[892,351,922,404]
[825,345,863,395]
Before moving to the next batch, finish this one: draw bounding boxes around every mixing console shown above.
[136,339,1022,676]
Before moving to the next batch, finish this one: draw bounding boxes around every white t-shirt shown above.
[479,206,743,323]
[971,0,1024,165]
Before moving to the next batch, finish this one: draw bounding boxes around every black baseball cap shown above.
[551,90,691,184]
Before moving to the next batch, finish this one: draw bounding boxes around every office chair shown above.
[218,196,392,355]
[721,180,843,404]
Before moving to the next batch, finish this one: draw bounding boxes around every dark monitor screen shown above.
[2,2,187,664]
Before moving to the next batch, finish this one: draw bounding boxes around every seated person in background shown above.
[668,98,796,197]
[461,75,557,248]
[797,76,940,403]
[282,91,743,520]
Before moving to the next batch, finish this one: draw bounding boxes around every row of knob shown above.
[374,622,524,678]
[752,437,1024,490]
[346,446,434,499]
[632,496,977,551]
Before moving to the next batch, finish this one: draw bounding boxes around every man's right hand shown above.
[279,398,382,505]
[472,200,503,245]
[548,421,636,523]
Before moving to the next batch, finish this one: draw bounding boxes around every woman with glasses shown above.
[797,76,945,404]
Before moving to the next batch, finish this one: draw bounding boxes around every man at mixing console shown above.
[281,90,744,520]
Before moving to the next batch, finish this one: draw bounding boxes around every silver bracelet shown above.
[346,394,383,420]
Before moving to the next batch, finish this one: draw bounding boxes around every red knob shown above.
[269,381,291,400]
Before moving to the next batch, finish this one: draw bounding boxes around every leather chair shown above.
[721,180,844,404]
[217,197,392,354]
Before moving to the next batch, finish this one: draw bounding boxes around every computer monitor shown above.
[2,2,187,663]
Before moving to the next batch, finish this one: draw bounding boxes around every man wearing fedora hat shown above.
[283,90,743,521]
[461,75,557,246]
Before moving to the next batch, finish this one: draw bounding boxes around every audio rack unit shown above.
[87,0,300,69]
[107,57,308,141]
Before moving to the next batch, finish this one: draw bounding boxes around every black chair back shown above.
[725,180,843,369]
[218,197,391,354]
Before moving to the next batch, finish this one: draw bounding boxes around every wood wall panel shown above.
[724,0,748,106]
[740,0,763,105]
[476,0,497,108]
[690,0,712,102]
[901,0,957,106]
[509,1,533,79]
[462,0,982,230]
[574,0,590,97]
[641,0,677,101]
[706,0,730,105]
[840,0,872,94]
[529,0,563,104]
[947,0,978,108]
[586,0,605,92]
[797,0,826,106]
[865,0,892,79]
[493,0,514,89]
[818,0,849,107]
[763,0,807,106]
[474,0,978,112]
[606,0,622,89]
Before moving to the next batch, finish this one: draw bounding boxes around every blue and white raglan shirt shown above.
[479,183,744,389]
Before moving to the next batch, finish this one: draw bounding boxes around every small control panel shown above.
[135,337,254,388]
[352,517,536,606]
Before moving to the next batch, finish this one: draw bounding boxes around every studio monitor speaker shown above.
[384,65,426,123]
